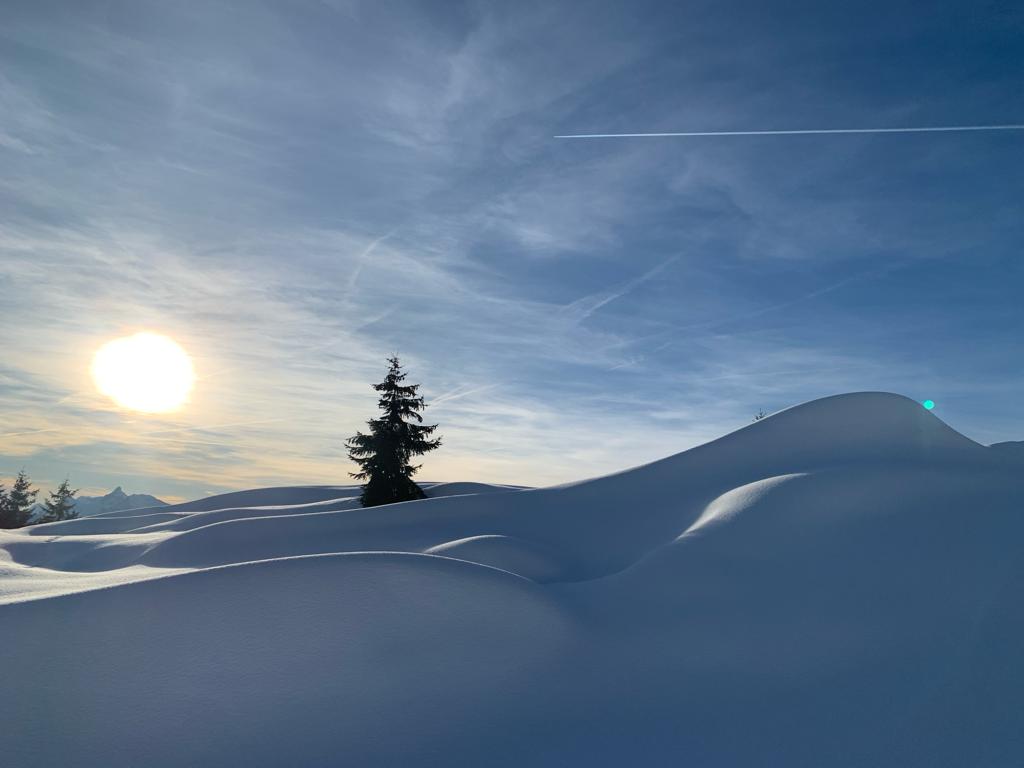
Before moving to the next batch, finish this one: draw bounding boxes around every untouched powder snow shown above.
[1,392,1022,766]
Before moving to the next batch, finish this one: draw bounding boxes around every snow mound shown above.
[990,440,1024,460]
[89,485,361,518]
[424,481,529,497]
[425,534,568,582]
[25,511,187,536]
[2,392,1022,766]
[0,552,576,768]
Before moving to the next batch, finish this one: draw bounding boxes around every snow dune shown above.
[2,392,1022,766]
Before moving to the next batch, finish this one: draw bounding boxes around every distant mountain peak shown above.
[66,487,167,518]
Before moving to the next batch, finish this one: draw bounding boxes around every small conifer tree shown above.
[347,357,441,507]
[0,469,38,528]
[38,478,79,523]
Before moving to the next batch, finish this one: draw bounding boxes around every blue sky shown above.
[2,0,1022,501]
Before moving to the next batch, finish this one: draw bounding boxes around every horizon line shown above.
[554,124,1024,139]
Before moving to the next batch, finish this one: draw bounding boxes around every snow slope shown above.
[1,393,1022,767]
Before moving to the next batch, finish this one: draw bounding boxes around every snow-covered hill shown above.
[1,393,1021,767]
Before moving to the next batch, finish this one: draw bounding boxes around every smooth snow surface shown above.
[2,393,1022,767]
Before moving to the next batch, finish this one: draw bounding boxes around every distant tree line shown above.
[0,470,79,529]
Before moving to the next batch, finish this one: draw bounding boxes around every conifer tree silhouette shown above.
[38,478,79,523]
[0,470,38,528]
[347,357,441,507]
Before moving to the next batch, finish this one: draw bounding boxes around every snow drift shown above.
[1,393,1022,767]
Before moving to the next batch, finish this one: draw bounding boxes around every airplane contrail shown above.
[555,124,1024,139]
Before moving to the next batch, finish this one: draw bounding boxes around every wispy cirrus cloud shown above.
[2,0,1022,498]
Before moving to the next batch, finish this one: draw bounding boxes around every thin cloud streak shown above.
[432,384,498,407]
[346,227,401,295]
[666,262,907,336]
[568,256,681,323]
[555,124,1024,138]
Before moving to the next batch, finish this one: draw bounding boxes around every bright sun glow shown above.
[91,332,196,413]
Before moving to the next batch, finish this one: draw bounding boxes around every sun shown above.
[91,332,196,413]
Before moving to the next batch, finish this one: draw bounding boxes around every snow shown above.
[2,392,1022,766]
[990,439,1024,460]
[425,534,569,582]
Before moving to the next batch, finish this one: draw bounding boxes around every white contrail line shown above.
[347,226,400,294]
[431,384,497,407]
[555,124,1024,139]
[570,255,681,322]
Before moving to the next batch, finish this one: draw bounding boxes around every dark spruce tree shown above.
[347,357,441,507]
[0,469,38,529]
[38,478,80,523]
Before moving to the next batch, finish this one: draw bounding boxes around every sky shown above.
[1,0,1022,502]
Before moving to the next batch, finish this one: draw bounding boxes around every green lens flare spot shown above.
[922,400,935,410]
